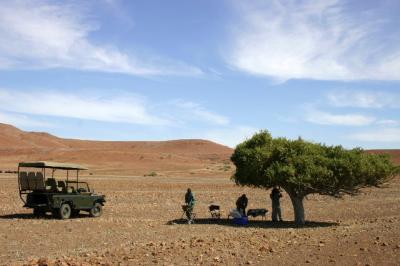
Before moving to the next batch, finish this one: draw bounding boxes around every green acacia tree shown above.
[231,131,399,224]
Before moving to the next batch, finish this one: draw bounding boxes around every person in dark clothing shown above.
[270,186,283,222]
[184,188,196,224]
[236,194,248,217]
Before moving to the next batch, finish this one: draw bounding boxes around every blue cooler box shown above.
[233,216,249,225]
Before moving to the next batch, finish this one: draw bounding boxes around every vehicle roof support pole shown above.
[17,166,26,204]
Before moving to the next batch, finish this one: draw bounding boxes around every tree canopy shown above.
[231,131,399,224]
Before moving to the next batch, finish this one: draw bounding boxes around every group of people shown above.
[235,186,283,222]
[183,185,284,224]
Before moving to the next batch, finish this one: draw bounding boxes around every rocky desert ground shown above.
[0,173,399,266]
[0,123,399,265]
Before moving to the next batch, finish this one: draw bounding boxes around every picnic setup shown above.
[181,189,271,225]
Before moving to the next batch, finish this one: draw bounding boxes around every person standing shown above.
[184,188,196,224]
[270,186,283,222]
[236,194,248,217]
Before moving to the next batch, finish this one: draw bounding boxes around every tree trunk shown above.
[289,194,305,225]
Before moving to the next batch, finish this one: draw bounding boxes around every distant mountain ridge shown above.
[0,123,398,175]
[0,123,233,176]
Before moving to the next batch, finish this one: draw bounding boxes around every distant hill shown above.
[0,123,233,176]
[1,123,398,176]
[367,149,400,165]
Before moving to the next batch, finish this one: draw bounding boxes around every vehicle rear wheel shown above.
[59,203,71,219]
[89,202,103,217]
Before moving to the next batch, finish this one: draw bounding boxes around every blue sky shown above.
[0,0,399,148]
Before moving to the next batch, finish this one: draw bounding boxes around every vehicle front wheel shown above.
[89,202,103,217]
[58,203,71,219]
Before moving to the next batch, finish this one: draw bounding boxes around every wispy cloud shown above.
[327,90,400,108]
[376,119,399,126]
[0,111,52,128]
[228,0,400,81]
[305,106,375,126]
[0,88,234,130]
[0,89,170,126]
[202,126,258,148]
[349,128,400,142]
[172,100,230,125]
[0,0,201,76]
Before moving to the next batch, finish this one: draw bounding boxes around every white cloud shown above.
[0,89,170,126]
[305,107,375,126]
[0,111,52,128]
[173,101,230,125]
[0,88,235,132]
[349,128,400,142]
[376,119,399,126]
[327,90,400,108]
[202,126,258,148]
[0,1,201,76]
[228,0,400,81]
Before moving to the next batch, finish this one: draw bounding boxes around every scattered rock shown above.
[269,248,276,253]
[37,258,48,266]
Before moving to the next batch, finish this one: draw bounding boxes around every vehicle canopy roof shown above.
[18,161,88,170]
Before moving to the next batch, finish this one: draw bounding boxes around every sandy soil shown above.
[0,173,399,266]
[1,123,399,265]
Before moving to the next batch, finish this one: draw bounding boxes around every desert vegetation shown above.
[232,131,399,224]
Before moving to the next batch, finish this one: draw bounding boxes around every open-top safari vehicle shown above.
[17,161,105,219]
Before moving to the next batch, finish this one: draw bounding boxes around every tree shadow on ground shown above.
[167,218,338,229]
[0,212,91,220]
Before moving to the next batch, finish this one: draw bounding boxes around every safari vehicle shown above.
[17,161,105,219]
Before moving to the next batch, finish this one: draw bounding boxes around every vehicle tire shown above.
[71,209,80,217]
[33,208,45,217]
[89,202,103,217]
[58,203,71,219]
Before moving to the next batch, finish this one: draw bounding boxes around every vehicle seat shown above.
[45,178,60,192]
[35,172,45,191]
[58,181,66,192]
[19,171,29,190]
[28,172,36,190]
